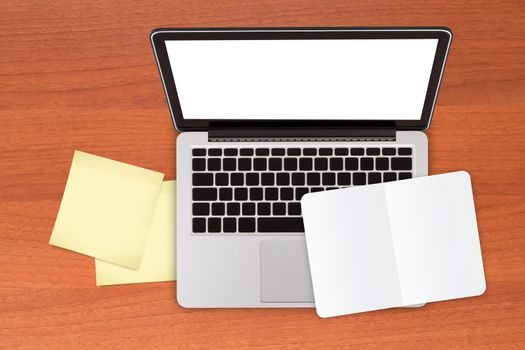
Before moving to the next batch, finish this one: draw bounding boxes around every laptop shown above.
[151,27,452,307]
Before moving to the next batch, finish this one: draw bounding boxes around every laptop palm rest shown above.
[260,240,315,303]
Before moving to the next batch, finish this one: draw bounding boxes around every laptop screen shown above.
[165,39,439,121]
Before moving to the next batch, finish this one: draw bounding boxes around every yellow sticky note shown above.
[50,150,164,269]
[95,180,176,286]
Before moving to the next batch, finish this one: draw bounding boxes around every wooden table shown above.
[1,0,524,348]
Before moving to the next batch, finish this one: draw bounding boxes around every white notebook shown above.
[301,171,486,318]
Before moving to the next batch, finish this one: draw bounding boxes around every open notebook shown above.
[301,171,486,318]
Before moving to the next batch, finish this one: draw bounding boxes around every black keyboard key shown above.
[368,172,382,184]
[193,203,209,216]
[398,148,413,155]
[399,172,413,180]
[224,148,238,156]
[330,158,344,170]
[231,173,244,186]
[383,172,397,182]
[382,147,396,156]
[273,203,286,215]
[360,157,374,171]
[250,188,263,201]
[215,173,228,186]
[307,173,320,185]
[375,157,389,171]
[227,202,240,215]
[319,148,333,156]
[208,158,221,171]
[239,218,255,232]
[287,148,301,156]
[271,148,285,156]
[351,148,364,156]
[234,188,248,201]
[337,173,351,186]
[238,158,251,171]
[208,148,222,156]
[212,203,225,216]
[291,172,305,186]
[299,158,313,171]
[208,218,221,233]
[345,157,359,170]
[261,173,274,186]
[257,203,271,216]
[288,202,302,216]
[253,158,267,171]
[246,173,259,186]
[366,148,380,156]
[192,158,205,171]
[296,187,309,200]
[353,173,366,185]
[193,188,217,201]
[284,158,298,171]
[322,172,336,186]
[258,218,304,232]
[240,148,253,156]
[303,148,316,156]
[256,148,269,156]
[280,188,294,200]
[311,187,324,193]
[242,202,256,215]
[391,157,412,170]
[265,188,279,200]
[219,188,232,201]
[193,173,213,186]
[326,187,338,191]
[223,158,236,171]
[269,158,282,171]
[193,218,206,233]
[335,148,349,156]
[192,148,206,156]
[223,218,236,232]
[276,173,290,186]
[315,158,328,170]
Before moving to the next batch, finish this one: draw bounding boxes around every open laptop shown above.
[151,27,452,307]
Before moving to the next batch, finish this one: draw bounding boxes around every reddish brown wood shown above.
[1,0,524,348]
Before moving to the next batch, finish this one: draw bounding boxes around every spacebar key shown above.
[258,218,305,232]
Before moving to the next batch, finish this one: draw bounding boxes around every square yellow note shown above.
[95,181,176,286]
[50,150,164,269]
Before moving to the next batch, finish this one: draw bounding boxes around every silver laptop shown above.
[151,27,452,307]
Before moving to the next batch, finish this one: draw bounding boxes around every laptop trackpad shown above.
[260,240,314,303]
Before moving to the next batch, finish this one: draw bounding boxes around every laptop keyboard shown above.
[191,146,414,234]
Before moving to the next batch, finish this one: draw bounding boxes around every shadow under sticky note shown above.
[49,150,164,269]
[95,181,176,286]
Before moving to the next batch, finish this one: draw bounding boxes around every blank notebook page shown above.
[302,171,486,318]
[386,172,485,305]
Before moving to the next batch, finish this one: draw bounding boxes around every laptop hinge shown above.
[208,127,396,142]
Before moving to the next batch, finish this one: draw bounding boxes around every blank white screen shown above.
[166,39,438,120]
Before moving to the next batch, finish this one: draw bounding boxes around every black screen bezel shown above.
[151,27,452,131]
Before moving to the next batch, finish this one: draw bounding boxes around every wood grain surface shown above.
[1,0,524,349]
